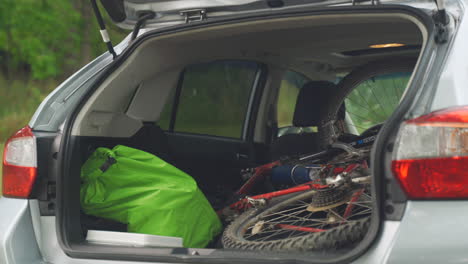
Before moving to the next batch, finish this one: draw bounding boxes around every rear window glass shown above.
[277,71,309,128]
[345,72,411,134]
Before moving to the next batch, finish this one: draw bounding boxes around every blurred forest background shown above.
[0,0,128,145]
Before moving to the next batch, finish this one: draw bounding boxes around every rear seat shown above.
[127,123,173,163]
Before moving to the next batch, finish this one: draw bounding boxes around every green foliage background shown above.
[0,0,128,142]
[345,73,409,133]
[0,1,128,186]
[0,0,128,80]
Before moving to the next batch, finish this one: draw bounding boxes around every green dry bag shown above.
[80,145,222,248]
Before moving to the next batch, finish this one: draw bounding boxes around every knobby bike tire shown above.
[318,58,418,146]
[222,190,370,251]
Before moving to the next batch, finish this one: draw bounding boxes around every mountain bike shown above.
[219,134,373,251]
[219,59,414,251]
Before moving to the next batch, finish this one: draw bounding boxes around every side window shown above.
[159,61,260,138]
[344,72,411,134]
[276,71,310,134]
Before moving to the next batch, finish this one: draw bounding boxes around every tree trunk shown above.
[4,23,13,81]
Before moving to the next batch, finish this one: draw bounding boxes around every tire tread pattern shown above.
[222,204,370,252]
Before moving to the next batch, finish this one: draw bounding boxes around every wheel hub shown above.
[306,187,351,212]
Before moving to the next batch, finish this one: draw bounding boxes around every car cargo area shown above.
[57,8,427,263]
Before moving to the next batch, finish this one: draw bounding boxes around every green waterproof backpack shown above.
[80,145,222,248]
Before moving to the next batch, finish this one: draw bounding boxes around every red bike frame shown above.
[235,161,281,195]
[229,181,328,212]
[220,159,367,226]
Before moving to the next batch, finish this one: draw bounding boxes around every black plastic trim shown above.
[30,131,56,201]
[245,64,269,142]
[131,11,156,41]
[57,5,436,264]
[169,131,246,143]
[168,69,185,132]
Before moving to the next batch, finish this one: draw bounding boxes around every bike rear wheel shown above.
[222,189,371,251]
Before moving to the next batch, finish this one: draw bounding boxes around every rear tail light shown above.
[2,126,37,198]
[392,106,468,199]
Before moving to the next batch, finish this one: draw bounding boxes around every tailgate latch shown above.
[433,0,449,44]
[180,9,207,23]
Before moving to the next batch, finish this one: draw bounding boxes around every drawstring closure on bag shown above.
[99,156,117,172]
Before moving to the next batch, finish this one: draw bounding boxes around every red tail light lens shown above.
[2,126,37,198]
[392,106,468,199]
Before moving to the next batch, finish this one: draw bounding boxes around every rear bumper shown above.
[3,198,468,264]
[386,201,468,264]
[0,197,42,264]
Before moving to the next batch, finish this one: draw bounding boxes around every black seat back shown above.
[128,123,173,162]
[271,81,337,160]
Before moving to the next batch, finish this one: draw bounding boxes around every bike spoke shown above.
[347,208,372,218]
[240,181,373,243]
[347,202,372,209]
[327,209,346,222]
[263,204,309,216]
[287,211,312,238]
[264,212,328,225]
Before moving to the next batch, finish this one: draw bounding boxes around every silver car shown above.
[2,0,468,263]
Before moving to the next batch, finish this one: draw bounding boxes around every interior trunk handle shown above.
[236,153,249,160]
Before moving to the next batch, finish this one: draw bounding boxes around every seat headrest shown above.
[292,81,337,127]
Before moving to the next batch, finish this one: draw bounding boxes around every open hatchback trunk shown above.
[53,1,441,263]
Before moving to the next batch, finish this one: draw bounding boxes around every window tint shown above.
[277,71,309,128]
[345,72,411,134]
[171,61,259,138]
